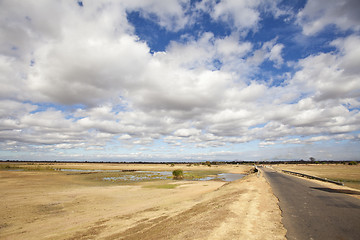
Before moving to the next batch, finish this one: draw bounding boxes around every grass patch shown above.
[279,164,360,190]
[330,179,360,190]
[184,170,222,180]
[0,163,21,170]
[0,163,55,171]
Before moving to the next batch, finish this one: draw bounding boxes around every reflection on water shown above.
[197,173,245,182]
[104,171,173,182]
[218,173,245,182]
[102,171,245,182]
[3,168,245,182]
[58,169,122,172]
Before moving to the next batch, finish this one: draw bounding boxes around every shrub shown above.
[249,167,258,174]
[348,161,358,165]
[172,169,184,180]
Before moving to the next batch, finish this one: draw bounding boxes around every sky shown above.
[0,0,360,162]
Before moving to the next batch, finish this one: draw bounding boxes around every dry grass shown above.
[275,164,360,190]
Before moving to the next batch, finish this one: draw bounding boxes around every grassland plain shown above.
[275,164,360,191]
[0,163,286,240]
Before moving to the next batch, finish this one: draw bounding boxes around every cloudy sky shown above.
[1,0,360,162]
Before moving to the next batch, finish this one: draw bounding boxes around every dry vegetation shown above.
[0,162,285,240]
[275,164,360,190]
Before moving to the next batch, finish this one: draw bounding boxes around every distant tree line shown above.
[1,159,358,165]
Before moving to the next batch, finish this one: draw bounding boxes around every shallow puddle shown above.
[102,171,245,182]
[58,169,122,172]
[2,168,245,183]
[103,171,173,182]
[217,173,245,181]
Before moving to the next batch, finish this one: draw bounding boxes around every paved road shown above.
[260,167,360,240]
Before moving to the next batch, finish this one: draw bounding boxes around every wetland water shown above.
[101,171,245,182]
[58,169,122,172]
[217,173,246,181]
[3,168,245,182]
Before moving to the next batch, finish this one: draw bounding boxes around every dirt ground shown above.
[0,163,286,240]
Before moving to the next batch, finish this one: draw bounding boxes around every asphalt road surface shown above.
[260,167,360,240]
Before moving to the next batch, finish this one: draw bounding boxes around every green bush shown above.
[348,161,358,165]
[172,169,184,180]
[203,161,211,167]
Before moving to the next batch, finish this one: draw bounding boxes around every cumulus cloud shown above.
[28,34,150,105]
[123,0,191,32]
[0,0,359,161]
[248,38,284,68]
[197,0,287,33]
[211,0,261,31]
[174,128,201,138]
[290,35,360,102]
[297,0,360,35]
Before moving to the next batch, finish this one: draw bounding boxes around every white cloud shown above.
[197,0,286,33]
[28,34,150,105]
[210,0,261,31]
[130,64,232,113]
[215,35,252,58]
[0,100,36,119]
[174,128,201,138]
[297,0,360,35]
[123,0,191,31]
[259,141,276,147]
[290,35,360,102]
[0,0,64,56]
[268,44,284,68]
[331,35,360,75]
[248,38,284,68]
[0,1,359,161]
[0,55,30,101]
[164,33,253,71]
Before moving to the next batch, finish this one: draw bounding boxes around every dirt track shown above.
[0,165,286,239]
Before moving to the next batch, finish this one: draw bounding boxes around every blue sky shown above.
[0,0,360,162]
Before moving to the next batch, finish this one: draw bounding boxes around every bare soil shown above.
[0,163,285,240]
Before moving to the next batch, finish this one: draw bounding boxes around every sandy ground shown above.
[0,164,286,240]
